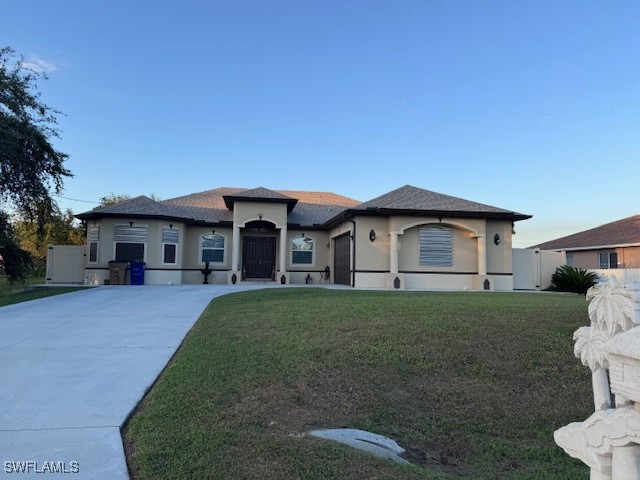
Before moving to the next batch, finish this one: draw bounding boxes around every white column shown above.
[390,232,399,274]
[231,224,240,271]
[477,234,487,276]
[279,224,287,273]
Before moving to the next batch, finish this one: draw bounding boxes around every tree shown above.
[14,208,85,270]
[100,193,132,207]
[0,46,71,281]
[99,193,161,206]
[0,211,32,281]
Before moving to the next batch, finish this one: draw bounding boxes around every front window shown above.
[201,234,225,263]
[292,236,314,265]
[419,226,453,267]
[87,226,100,263]
[162,227,179,265]
[114,225,147,262]
[599,252,618,269]
[115,242,145,262]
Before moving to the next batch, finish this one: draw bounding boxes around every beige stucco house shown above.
[75,185,531,290]
[534,215,640,270]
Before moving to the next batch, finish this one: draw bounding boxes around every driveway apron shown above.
[0,285,265,479]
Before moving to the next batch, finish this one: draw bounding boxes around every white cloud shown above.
[20,57,59,74]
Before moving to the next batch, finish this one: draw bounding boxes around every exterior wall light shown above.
[369,230,376,242]
[494,234,501,245]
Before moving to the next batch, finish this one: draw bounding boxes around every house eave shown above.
[322,208,532,229]
[537,242,640,252]
[75,212,191,223]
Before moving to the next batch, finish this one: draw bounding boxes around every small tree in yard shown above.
[14,208,85,272]
[0,46,71,281]
[548,265,599,295]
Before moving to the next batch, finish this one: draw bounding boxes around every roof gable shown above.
[353,185,530,220]
[222,187,298,211]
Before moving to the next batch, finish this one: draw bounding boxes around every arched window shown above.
[291,235,314,265]
[201,233,225,263]
[419,226,453,267]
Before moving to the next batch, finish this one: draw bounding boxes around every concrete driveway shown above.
[0,284,267,479]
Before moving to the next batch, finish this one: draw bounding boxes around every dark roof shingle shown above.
[353,185,530,220]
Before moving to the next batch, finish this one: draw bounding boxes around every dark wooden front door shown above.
[333,233,351,285]
[243,236,276,279]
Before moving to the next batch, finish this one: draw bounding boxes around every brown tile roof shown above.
[78,188,360,227]
[77,185,531,227]
[164,187,358,209]
[278,190,360,207]
[353,185,530,220]
[533,215,640,250]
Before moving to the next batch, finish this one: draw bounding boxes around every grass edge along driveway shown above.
[124,289,592,480]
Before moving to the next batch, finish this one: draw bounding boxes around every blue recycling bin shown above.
[130,261,145,285]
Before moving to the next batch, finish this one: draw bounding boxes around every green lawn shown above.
[0,277,84,307]
[124,289,592,480]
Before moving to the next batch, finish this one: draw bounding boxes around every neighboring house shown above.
[75,185,531,290]
[533,215,640,269]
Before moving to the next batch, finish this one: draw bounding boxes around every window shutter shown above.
[419,227,453,267]
[87,227,100,242]
[162,227,179,244]
[114,226,148,242]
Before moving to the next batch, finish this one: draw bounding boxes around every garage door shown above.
[333,233,351,285]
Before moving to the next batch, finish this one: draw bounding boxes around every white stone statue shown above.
[555,276,640,479]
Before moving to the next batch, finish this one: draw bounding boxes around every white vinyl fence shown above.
[512,248,566,290]
[589,268,640,284]
[45,245,85,284]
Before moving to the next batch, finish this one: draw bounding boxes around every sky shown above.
[3,0,639,248]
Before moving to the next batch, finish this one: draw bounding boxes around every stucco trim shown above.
[392,220,480,236]
[240,217,284,229]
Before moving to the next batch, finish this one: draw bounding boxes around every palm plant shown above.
[548,265,599,294]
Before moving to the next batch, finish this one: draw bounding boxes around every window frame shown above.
[200,233,226,265]
[599,251,618,269]
[88,241,99,263]
[113,224,148,263]
[290,235,315,267]
[87,226,100,264]
[161,226,180,265]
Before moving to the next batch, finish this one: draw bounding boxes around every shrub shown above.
[548,265,599,294]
